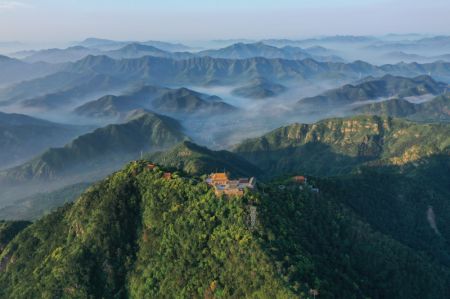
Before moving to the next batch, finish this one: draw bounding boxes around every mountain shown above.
[150,87,236,115]
[354,98,419,117]
[231,77,287,99]
[5,55,450,110]
[380,51,450,64]
[19,74,127,110]
[66,55,383,86]
[366,35,450,53]
[261,36,379,49]
[67,55,450,87]
[0,55,58,86]
[0,111,89,170]
[5,55,450,106]
[74,86,235,118]
[12,44,193,63]
[0,71,127,107]
[354,93,450,122]
[198,42,344,62]
[233,115,450,177]
[0,72,86,104]
[105,43,194,60]
[0,161,448,298]
[16,46,101,64]
[0,112,185,182]
[73,85,169,118]
[297,74,447,108]
[77,38,190,52]
[146,141,262,177]
[198,42,311,59]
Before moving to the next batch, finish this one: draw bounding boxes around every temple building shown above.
[206,173,256,197]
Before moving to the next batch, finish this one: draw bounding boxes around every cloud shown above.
[0,1,29,10]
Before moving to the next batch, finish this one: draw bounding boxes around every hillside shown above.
[0,161,448,298]
[0,112,185,182]
[298,74,447,108]
[146,141,262,177]
[0,112,89,169]
[231,77,287,99]
[354,93,450,122]
[234,115,450,176]
[318,160,450,269]
[0,221,30,253]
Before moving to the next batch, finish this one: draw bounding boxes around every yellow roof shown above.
[211,173,228,180]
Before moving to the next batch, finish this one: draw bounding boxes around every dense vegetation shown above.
[317,161,450,268]
[0,221,30,253]
[234,115,450,176]
[0,161,449,298]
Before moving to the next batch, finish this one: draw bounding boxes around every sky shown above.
[0,0,449,43]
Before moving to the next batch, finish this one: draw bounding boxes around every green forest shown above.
[1,161,448,298]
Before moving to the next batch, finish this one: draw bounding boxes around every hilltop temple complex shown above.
[206,172,256,196]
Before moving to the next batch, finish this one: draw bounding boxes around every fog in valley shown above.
[1,34,450,215]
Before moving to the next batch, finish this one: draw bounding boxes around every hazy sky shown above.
[0,0,449,42]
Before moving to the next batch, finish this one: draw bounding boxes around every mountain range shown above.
[0,55,58,86]
[19,74,127,110]
[233,115,450,176]
[0,112,185,189]
[76,38,191,51]
[3,55,450,113]
[297,74,447,109]
[13,43,195,64]
[3,35,450,298]
[354,93,450,121]
[197,42,344,62]
[379,51,450,64]
[10,42,345,65]
[0,111,89,170]
[74,85,235,119]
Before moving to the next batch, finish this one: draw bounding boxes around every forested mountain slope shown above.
[0,112,185,182]
[0,161,448,298]
[234,115,450,176]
